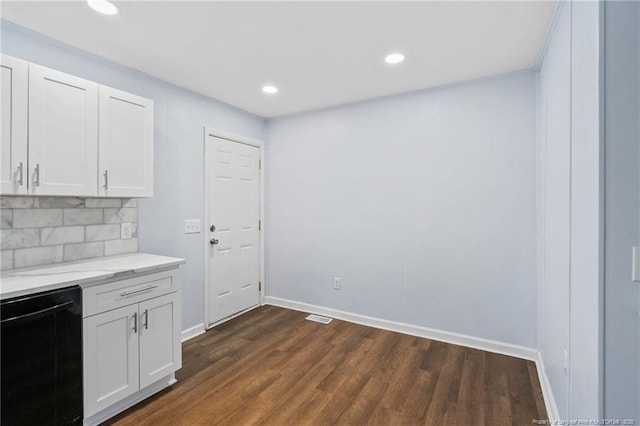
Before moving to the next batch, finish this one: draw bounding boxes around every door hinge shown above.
[259,281,262,292]
[259,159,262,170]
[258,220,261,231]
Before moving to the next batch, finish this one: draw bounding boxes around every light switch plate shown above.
[184,219,201,234]
[333,277,341,290]
[121,223,133,240]
[633,247,640,282]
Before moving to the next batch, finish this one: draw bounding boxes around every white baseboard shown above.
[265,296,538,360]
[181,323,205,342]
[534,352,561,422]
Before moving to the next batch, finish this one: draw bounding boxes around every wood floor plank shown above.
[528,361,549,420]
[398,369,435,423]
[245,341,348,424]
[368,405,403,426]
[106,306,548,426]
[485,353,514,425]
[335,374,389,425]
[312,374,370,424]
[505,353,541,425]
[218,344,344,425]
[380,345,423,411]
[454,351,485,426]
[423,344,465,424]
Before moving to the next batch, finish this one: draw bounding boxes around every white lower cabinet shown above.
[84,304,139,415]
[139,293,181,388]
[82,269,181,422]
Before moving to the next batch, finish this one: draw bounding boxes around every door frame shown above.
[203,127,265,329]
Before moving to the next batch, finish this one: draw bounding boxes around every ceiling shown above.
[1,1,556,118]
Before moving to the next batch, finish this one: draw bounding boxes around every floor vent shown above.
[305,314,333,324]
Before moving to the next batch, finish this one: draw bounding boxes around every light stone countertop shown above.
[0,253,185,300]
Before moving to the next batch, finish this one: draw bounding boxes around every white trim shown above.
[205,128,264,149]
[203,127,265,328]
[259,136,265,307]
[83,374,175,426]
[181,323,205,342]
[534,0,568,71]
[202,128,210,331]
[535,351,561,422]
[265,296,538,360]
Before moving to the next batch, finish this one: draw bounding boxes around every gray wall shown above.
[603,0,640,419]
[266,72,538,347]
[537,1,603,419]
[0,22,266,331]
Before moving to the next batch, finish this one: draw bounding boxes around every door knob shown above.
[210,238,219,245]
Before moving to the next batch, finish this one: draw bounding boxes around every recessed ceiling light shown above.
[262,85,278,94]
[385,53,405,64]
[87,0,118,15]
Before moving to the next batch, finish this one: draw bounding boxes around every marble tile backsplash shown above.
[0,197,138,270]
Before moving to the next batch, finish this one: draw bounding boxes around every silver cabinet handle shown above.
[132,312,138,333]
[120,285,158,297]
[17,162,23,186]
[103,170,109,189]
[143,309,149,330]
[33,164,40,187]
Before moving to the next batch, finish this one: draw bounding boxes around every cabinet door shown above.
[99,86,153,197]
[139,292,181,389]
[1,55,28,194]
[83,304,140,417]
[28,63,98,196]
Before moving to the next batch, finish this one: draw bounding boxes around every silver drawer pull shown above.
[120,285,158,297]
[17,162,23,186]
[34,163,40,187]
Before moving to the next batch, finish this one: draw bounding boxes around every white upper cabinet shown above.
[99,86,154,197]
[1,55,28,194]
[28,63,98,196]
[0,55,154,198]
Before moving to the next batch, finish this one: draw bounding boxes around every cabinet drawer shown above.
[83,269,180,317]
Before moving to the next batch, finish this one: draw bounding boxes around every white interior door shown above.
[206,135,261,325]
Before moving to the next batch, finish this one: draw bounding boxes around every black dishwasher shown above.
[1,286,83,425]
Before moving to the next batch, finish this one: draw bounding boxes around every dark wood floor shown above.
[106,305,547,426]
